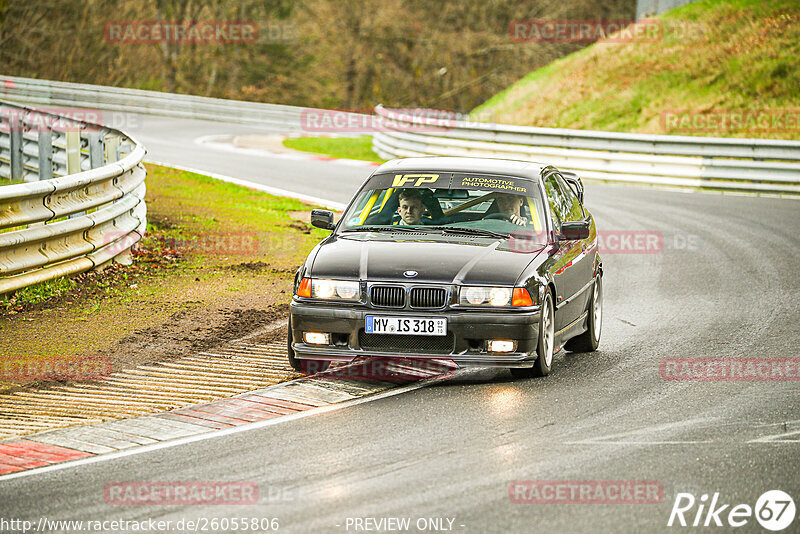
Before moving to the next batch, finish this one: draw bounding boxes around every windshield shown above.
[339,172,548,242]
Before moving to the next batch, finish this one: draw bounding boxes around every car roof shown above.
[373,157,550,181]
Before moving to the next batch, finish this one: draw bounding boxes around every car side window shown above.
[544,173,567,226]
[555,174,585,222]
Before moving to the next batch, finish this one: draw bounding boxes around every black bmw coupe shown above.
[288,157,602,378]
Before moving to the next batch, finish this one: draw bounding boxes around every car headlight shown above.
[311,279,361,301]
[459,286,512,307]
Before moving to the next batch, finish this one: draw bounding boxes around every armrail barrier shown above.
[372,105,800,194]
[0,100,146,296]
[0,75,366,131]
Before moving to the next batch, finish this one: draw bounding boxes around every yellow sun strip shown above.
[358,191,380,224]
[378,188,394,212]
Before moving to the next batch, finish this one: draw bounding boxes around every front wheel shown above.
[287,319,330,375]
[510,290,555,378]
[564,274,602,353]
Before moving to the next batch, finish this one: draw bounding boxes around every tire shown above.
[564,275,602,353]
[510,290,555,378]
[287,318,331,375]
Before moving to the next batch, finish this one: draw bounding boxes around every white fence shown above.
[0,75,367,132]
[0,101,146,295]
[372,106,800,194]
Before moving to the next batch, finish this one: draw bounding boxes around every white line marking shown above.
[563,440,715,445]
[194,134,379,168]
[0,372,456,482]
[748,429,800,443]
[563,417,716,445]
[144,159,346,210]
[583,179,800,200]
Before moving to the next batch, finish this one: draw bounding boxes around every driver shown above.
[494,193,528,226]
[395,189,429,225]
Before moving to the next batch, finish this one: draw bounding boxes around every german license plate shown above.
[365,316,447,336]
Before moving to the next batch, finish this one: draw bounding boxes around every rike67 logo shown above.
[668,490,796,531]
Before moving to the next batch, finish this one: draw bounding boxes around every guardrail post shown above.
[9,116,23,182]
[38,128,53,180]
[104,135,119,163]
[65,130,84,219]
[88,131,104,169]
[65,130,81,175]
[117,142,132,161]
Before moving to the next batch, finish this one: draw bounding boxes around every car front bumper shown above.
[290,300,541,368]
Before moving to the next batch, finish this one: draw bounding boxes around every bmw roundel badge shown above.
[404,270,418,278]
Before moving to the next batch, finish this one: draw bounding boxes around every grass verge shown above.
[283,135,386,162]
[0,163,330,393]
[471,0,800,139]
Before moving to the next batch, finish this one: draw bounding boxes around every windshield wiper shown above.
[424,226,509,239]
[343,225,510,239]
[342,226,425,233]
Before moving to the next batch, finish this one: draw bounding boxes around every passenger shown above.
[494,193,528,226]
[395,189,428,225]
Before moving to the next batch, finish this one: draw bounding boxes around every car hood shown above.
[309,234,544,285]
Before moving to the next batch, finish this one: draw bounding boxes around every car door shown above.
[542,171,585,332]
[554,172,594,313]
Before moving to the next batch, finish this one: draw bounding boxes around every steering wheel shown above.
[484,213,515,222]
[419,189,444,220]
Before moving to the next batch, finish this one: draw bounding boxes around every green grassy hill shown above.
[471,0,800,139]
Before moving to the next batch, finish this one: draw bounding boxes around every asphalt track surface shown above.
[2,113,799,533]
[125,113,365,204]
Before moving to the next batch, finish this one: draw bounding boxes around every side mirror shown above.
[560,220,590,240]
[310,209,335,230]
[562,172,584,204]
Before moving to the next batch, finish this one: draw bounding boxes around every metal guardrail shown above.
[4,76,798,194]
[372,105,800,194]
[0,101,147,296]
[0,75,367,132]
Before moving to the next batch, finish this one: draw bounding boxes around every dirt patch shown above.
[95,303,289,370]
[247,320,290,346]
[288,222,312,234]
[228,261,272,273]
[147,214,180,230]
[226,261,294,274]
